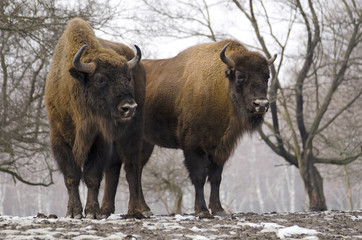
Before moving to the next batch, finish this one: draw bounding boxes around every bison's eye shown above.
[94,73,108,88]
[235,71,247,85]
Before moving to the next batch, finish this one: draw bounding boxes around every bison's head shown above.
[69,44,140,127]
[220,43,276,120]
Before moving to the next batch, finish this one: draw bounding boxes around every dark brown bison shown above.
[139,40,276,218]
[45,18,149,219]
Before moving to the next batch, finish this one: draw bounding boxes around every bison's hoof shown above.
[142,210,153,218]
[85,213,96,219]
[212,210,228,217]
[100,206,114,219]
[196,211,214,219]
[66,212,83,219]
[123,211,147,219]
[66,205,83,219]
[67,214,82,219]
[85,211,102,219]
[99,214,109,219]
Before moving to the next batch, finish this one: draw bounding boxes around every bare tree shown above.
[140,0,224,41]
[0,0,122,186]
[232,0,361,210]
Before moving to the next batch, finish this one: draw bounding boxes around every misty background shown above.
[0,0,361,217]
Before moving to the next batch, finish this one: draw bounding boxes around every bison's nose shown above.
[252,99,269,113]
[118,100,137,119]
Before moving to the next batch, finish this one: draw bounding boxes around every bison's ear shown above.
[69,67,86,84]
[224,68,234,79]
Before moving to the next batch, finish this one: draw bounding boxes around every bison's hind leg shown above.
[65,176,83,219]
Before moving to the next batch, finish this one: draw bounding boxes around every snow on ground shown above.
[0,210,361,239]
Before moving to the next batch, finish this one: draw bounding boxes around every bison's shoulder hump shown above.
[64,18,100,56]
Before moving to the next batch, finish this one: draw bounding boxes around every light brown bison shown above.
[45,18,149,219]
[139,40,276,218]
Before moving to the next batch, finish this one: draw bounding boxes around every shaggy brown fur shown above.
[45,18,148,219]
[140,39,275,217]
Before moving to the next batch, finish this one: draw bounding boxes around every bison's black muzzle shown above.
[117,99,138,121]
[252,99,269,114]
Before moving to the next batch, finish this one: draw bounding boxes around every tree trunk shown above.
[300,157,327,211]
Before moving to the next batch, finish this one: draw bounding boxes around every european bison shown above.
[45,18,148,219]
[140,40,276,218]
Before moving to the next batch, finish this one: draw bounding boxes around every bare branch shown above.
[308,19,361,140]
[315,149,362,165]
[0,167,54,186]
[295,0,321,146]
[258,128,298,167]
[317,90,362,135]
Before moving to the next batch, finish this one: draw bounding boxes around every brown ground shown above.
[0,210,361,239]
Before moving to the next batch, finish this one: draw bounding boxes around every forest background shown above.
[0,0,361,217]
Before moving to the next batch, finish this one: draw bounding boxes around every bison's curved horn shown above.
[267,54,277,66]
[127,45,141,70]
[220,43,235,68]
[73,44,95,73]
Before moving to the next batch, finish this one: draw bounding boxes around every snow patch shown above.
[260,222,284,233]
[73,235,104,240]
[104,233,129,239]
[277,225,319,239]
[107,214,121,220]
[185,234,210,240]
[191,226,201,231]
[350,215,362,221]
[175,214,196,221]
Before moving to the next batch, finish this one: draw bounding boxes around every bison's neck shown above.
[214,110,263,165]
[82,114,120,144]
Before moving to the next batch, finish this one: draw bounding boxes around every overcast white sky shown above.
[91,0,264,58]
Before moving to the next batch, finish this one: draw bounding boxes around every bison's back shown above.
[98,38,135,61]
[143,40,244,152]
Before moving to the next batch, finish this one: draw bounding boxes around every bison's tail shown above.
[72,148,86,169]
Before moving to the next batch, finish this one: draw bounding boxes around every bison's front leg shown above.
[138,140,155,216]
[121,142,151,219]
[100,151,122,219]
[118,124,151,219]
[51,134,83,219]
[184,149,214,219]
[123,155,150,219]
[83,140,109,219]
[208,160,227,216]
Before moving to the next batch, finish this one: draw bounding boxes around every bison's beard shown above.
[97,115,132,143]
[250,113,265,130]
[231,98,266,131]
